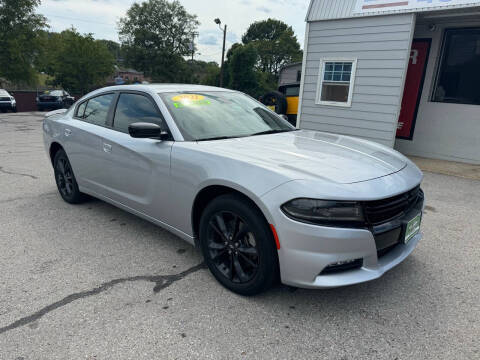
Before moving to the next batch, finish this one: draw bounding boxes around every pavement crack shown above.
[0,263,205,335]
[0,166,38,179]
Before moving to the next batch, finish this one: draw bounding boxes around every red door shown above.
[396,39,431,140]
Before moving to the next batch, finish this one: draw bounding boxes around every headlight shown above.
[281,198,364,226]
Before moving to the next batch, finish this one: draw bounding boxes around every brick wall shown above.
[9,91,38,112]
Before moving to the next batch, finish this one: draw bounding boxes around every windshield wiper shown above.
[250,129,295,137]
[197,135,239,141]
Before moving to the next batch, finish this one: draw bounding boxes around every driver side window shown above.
[113,93,165,134]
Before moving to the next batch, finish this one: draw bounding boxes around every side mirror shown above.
[128,122,169,140]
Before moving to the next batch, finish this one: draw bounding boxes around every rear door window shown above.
[84,93,115,127]
[113,93,164,133]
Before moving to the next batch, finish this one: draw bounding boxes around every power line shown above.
[43,14,117,27]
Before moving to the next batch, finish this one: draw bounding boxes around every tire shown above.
[37,106,43,112]
[199,194,279,296]
[53,149,85,204]
[262,91,287,115]
[13,107,17,113]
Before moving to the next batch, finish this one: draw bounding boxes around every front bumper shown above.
[272,207,422,289]
[279,210,422,288]
[0,102,15,109]
[260,162,424,289]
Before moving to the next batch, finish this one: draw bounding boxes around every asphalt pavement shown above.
[0,112,479,359]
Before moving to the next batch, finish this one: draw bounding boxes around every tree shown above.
[96,39,124,64]
[227,44,260,97]
[118,0,199,82]
[187,60,220,86]
[242,19,302,76]
[0,0,47,85]
[45,29,115,95]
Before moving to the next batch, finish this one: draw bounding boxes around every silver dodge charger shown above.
[43,84,424,295]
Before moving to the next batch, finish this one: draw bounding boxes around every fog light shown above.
[320,258,363,275]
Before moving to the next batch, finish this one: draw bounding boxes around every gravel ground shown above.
[0,112,479,360]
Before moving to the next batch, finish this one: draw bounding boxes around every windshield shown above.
[47,90,63,96]
[159,91,295,141]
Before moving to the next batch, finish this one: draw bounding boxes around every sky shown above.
[38,0,309,64]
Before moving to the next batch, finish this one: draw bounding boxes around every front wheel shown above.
[53,149,85,204]
[199,194,279,295]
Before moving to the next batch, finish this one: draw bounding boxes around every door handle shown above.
[103,143,112,153]
[64,128,72,137]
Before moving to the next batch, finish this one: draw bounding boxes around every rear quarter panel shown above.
[42,112,69,162]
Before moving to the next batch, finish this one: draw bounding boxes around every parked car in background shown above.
[0,89,17,113]
[43,84,424,295]
[37,90,75,111]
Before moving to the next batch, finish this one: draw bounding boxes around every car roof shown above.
[90,84,236,95]
[0,89,10,96]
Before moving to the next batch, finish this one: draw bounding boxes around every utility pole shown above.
[190,32,198,84]
[190,32,198,62]
[214,18,227,87]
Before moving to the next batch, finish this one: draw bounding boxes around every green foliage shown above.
[220,19,302,98]
[242,18,302,76]
[0,0,47,85]
[187,60,220,86]
[228,43,258,95]
[96,40,124,64]
[118,0,199,81]
[43,29,115,95]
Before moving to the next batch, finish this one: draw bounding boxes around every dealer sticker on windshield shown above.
[172,94,211,108]
[405,213,421,244]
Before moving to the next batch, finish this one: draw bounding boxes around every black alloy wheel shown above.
[206,211,260,284]
[199,194,279,295]
[53,150,85,204]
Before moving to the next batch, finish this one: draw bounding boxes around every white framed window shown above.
[316,58,357,107]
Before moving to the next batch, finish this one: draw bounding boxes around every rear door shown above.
[96,91,173,221]
[64,93,116,193]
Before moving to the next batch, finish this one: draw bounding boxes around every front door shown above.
[98,92,173,222]
[396,39,431,140]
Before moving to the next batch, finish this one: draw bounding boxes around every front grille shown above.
[377,243,400,258]
[363,186,423,225]
[0,97,10,101]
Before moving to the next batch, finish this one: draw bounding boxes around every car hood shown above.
[197,130,407,184]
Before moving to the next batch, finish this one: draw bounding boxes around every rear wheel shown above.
[53,149,85,204]
[199,194,279,295]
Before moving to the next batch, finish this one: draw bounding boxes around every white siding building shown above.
[299,0,480,164]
